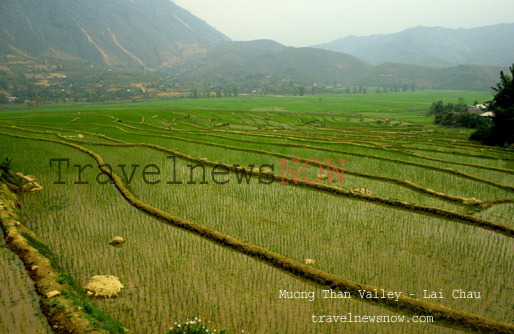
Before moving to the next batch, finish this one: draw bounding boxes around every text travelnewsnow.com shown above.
[311,313,434,323]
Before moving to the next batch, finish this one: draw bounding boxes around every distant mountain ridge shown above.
[179,40,372,84]
[0,2,509,92]
[0,0,229,67]
[313,24,514,67]
[176,40,505,91]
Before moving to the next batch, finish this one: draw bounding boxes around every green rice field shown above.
[0,91,512,334]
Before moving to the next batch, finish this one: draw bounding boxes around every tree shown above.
[454,97,467,113]
[491,65,514,110]
[427,101,444,115]
[429,99,487,129]
[0,93,7,104]
[471,64,514,146]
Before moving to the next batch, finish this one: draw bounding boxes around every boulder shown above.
[24,175,36,183]
[46,291,61,299]
[84,275,124,298]
[353,188,373,196]
[304,259,316,265]
[30,182,43,192]
[109,236,125,248]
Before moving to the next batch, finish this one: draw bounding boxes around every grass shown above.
[0,90,492,118]
[20,231,126,334]
[0,92,512,334]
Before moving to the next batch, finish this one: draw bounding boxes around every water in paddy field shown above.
[0,234,53,334]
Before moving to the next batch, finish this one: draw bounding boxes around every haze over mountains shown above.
[313,24,514,68]
[0,0,512,92]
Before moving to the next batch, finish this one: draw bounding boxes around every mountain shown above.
[0,0,229,67]
[176,40,373,85]
[171,39,503,90]
[358,63,506,91]
[0,1,506,94]
[313,24,514,67]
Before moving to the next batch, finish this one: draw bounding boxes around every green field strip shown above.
[234,125,511,157]
[111,117,514,163]
[12,117,514,172]
[96,113,435,145]
[20,121,514,207]
[0,125,125,144]
[241,130,512,159]
[13,123,496,208]
[4,130,513,240]
[109,122,514,192]
[112,128,514,210]
[105,126,493,205]
[388,145,514,161]
[180,116,445,141]
[162,129,514,175]
[1,131,512,334]
[385,149,514,174]
[10,116,514,182]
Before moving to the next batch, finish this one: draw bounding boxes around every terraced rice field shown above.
[0,235,52,334]
[0,93,512,333]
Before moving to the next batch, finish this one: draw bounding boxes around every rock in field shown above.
[46,291,61,299]
[109,236,125,248]
[353,188,373,196]
[304,259,316,265]
[84,275,124,298]
[14,172,43,192]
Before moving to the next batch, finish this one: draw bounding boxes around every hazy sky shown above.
[173,0,514,47]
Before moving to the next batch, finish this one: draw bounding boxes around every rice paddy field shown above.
[0,91,513,334]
